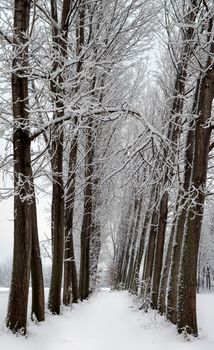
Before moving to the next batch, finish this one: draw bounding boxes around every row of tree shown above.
[0,0,155,335]
[0,0,214,339]
[112,0,214,338]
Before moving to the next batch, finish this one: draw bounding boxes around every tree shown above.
[7,0,34,334]
[48,0,73,315]
[177,15,214,335]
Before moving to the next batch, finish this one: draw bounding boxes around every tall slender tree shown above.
[7,0,33,334]
[48,0,73,314]
[177,16,214,336]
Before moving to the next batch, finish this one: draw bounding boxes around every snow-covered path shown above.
[0,289,214,350]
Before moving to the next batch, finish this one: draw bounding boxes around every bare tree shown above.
[177,14,214,336]
[48,0,73,315]
[7,0,34,334]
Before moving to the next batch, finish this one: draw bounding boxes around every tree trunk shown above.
[48,0,72,314]
[120,218,134,287]
[151,0,199,309]
[141,189,159,301]
[177,38,214,336]
[63,135,79,305]
[48,133,64,314]
[151,191,168,309]
[126,199,142,290]
[79,122,94,300]
[90,220,101,292]
[31,197,45,322]
[115,231,128,288]
[125,229,138,290]
[166,79,200,324]
[131,210,149,293]
[6,0,32,334]
[157,206,177,315]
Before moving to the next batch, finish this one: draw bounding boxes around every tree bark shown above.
[151,191,168,309]
[48,0,72,314]
[90,216,101,292]
[130,211,149,293]
[120,203,136,287]
[63,0,85,305]
[166,79,200,324]
[31,197,45,322]
[142,201,159,302]
[79,122,94,300]
[126,199,141,290]
[6,0,32,334]
[157,205,177,314]
[177,36,214,336]
[63,135,79,305]
[154,0,200,315]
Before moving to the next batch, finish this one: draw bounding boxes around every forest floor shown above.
[0,288,213,349]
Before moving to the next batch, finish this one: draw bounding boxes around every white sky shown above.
[0,197,13,263]
[0,189,51,264]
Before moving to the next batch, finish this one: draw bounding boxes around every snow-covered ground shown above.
[0,288,213,349]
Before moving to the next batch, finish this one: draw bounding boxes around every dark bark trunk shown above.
[48,0,72,314]
[63,0,86,305]
[142,203,159,301]
[79,121,94,300]
[120,223,134,286]
[63,136,79,305]
[166,78,200,324]
[6,0,32,334]
[126,199,142,290]
[152,3,198,310]
[177,38,214,336]
[48,136,64,314]
[31,198,45,322]
[151,191,168,309]
[141,187,160,300]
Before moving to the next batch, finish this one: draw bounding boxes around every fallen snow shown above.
[0,288,214,349]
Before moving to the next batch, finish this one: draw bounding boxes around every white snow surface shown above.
[0,289,214,349]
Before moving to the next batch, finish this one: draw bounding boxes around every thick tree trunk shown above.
[151,35,194,312]
[6,0,32,334]
[166,79,200,324]
[177,43,214,336]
